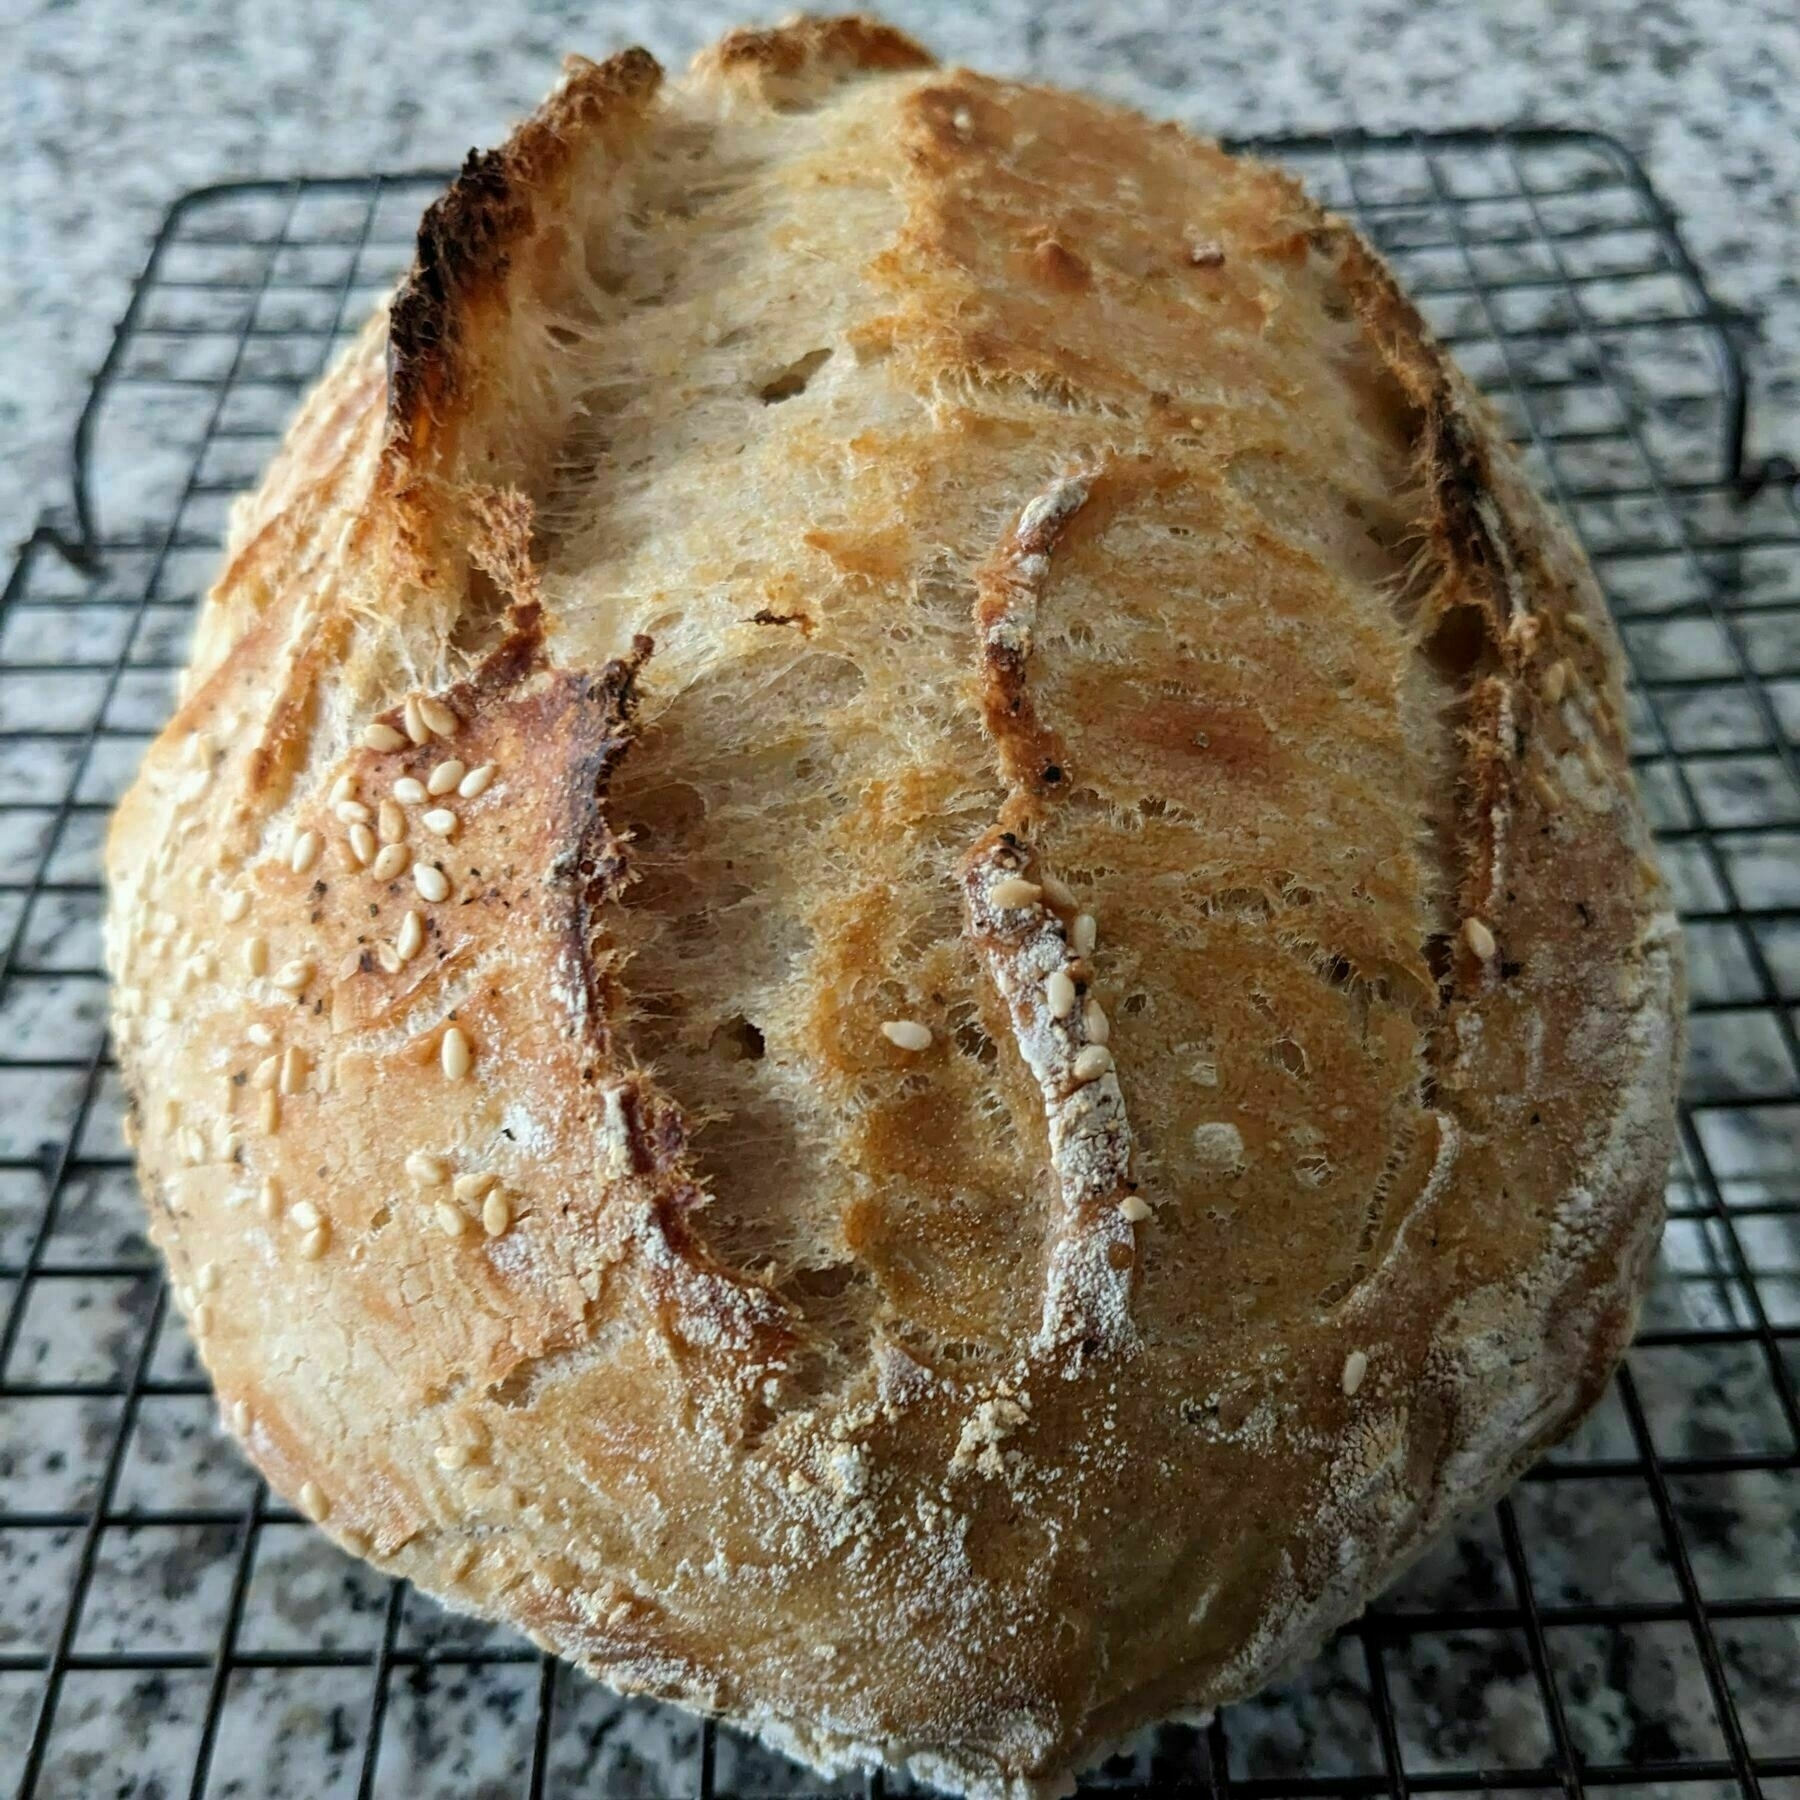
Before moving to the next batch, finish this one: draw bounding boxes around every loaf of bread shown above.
[105,17,1683,1796]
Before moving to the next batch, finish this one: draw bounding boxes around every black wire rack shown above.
[1,128,1796,1800]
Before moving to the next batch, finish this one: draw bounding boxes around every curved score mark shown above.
[963,465,1140,1366]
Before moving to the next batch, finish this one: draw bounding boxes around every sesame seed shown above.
[435,1443,471,1471]
[258,1177,282,1218]
[230,1399,252,1435]
[298,1480,329,1520]
[990,877,1042,909]
[1040,874,1076,909]
[251,1053,279,1091]
[448,1544,479,1579]
[196,1261,221,1294]
[440,1026,472,1080]
[458,763,495,799]
[221,889,251,924]
[880,1019,932,1052]
[192,1301,214,1338]
[393,777,427,806]
[406,1151,448,1188]
[377,800,406,843]
[435,1200,469,1237]
[1046,970,1077,1019]
[259,1091,280,1133]
[363,721,407,752]
[414,863,449,903]
[272,957,315,992]
[376,941,403,974]
[279,1045,309,1096]
[289,1200,322,1231]
[244,937,269,978]
[1462,916,1498,961]
[402,697,429,745]
[454,1171,496,1202]
[1084,999,1110,1045]
[335,799,371,825]
[482,1189,513,1237]
[1072,913,1097,955]
[298,1224,329,1261]
[396,910,425,961]
[373,843,409,881]
[1543,658,1570,705]
[1073,1045,1113,1082]
[427,758,466,796]
[1119,1195,1151,1223]
[289,830,321,875]
[422,808,457,837]
[1563,611,1593,641]
[1342,1349,1368,1397]
[419,697,458,737]
[347,822,376,865]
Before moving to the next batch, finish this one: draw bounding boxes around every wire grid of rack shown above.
[0,128,1795,1799]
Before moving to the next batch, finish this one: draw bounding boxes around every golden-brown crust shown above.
[106,20,1681,1799]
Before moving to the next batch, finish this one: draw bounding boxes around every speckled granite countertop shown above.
[2,3,1797,1796]
[4,0,1797,551]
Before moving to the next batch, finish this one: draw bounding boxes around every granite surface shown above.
[1,2,1797,1796]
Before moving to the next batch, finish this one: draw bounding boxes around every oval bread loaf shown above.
[105,17,1684,1797]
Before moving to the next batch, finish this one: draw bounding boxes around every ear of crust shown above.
[382,46,664,511]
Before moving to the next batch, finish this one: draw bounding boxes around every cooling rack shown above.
[1,128,1795,1800]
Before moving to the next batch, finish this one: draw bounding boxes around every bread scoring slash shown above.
[104,16,1682,1797]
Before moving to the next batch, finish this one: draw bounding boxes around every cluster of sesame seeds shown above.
[288,1197,331,1260]
[406,1158,516,1239]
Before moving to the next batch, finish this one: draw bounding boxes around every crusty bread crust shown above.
[106,19,1682,1797]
